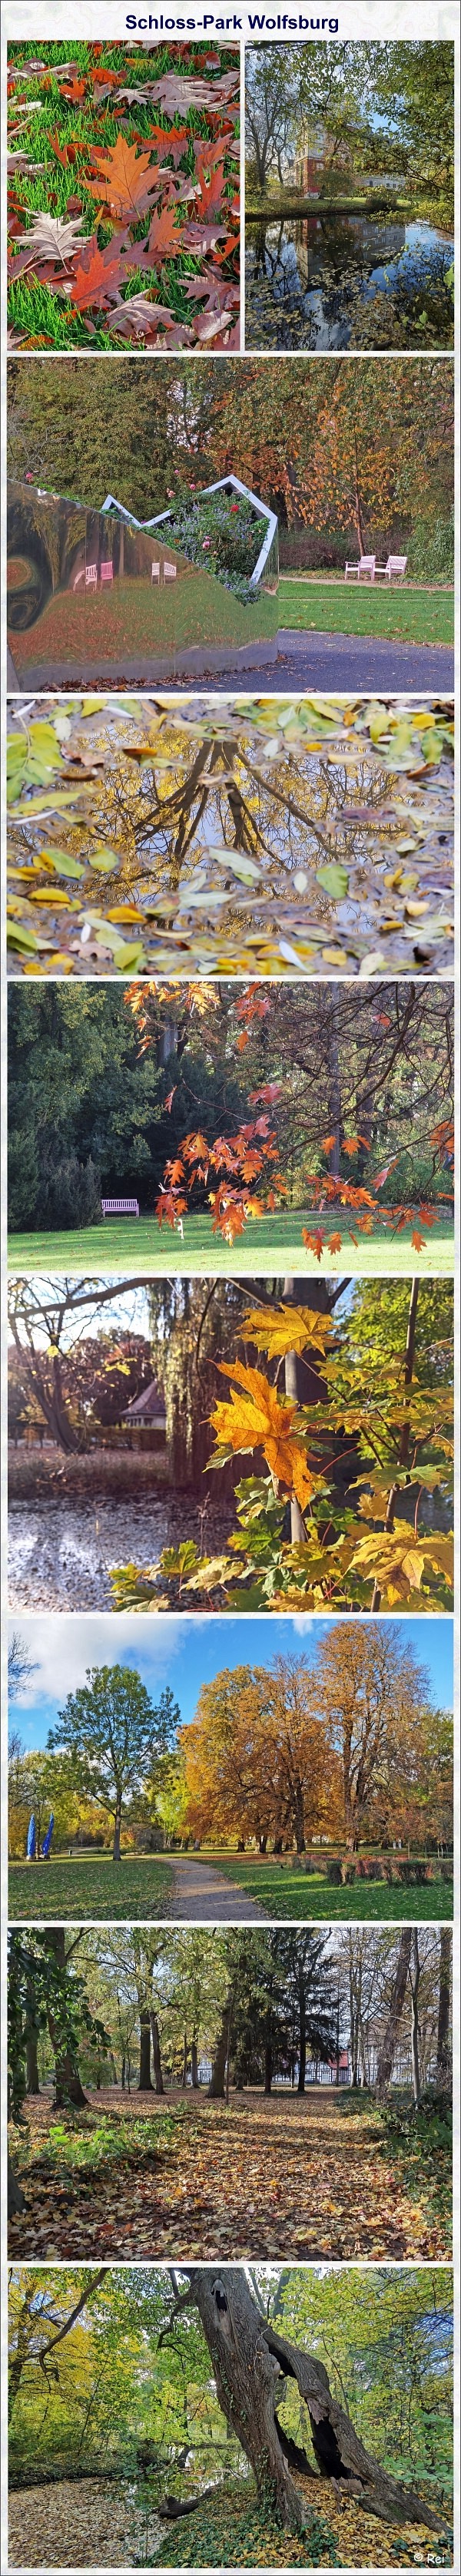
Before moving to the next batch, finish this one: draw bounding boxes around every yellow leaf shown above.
[244,1303,332,1359]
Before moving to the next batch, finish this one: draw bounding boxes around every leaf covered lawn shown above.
[7,40,240,349]
[8,2084,451,2264]
[159,2475,453,2569]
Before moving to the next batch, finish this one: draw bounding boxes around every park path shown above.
[174,634,453,691]
[169,1855,269,1920]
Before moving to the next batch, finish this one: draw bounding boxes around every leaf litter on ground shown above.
[8,2085,451,2265]
[7,40,240,347]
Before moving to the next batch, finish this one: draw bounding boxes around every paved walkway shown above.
[174,632,453,692]
[170,1855,268,1919]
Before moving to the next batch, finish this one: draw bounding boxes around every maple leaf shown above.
[247,1083,282,1104]
[211,1359,314,1508]
[329,1233,343,1253]
[243,1304,331,1359]
[86,135,161,221]
[321,1134,336,1153]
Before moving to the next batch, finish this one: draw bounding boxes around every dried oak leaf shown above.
[193,137,228,216]
[145,201,180,263]
[86,134,161,220]
[66,236,135,310]
[108,295,177,339]
[149,121,190,165]
[9,212,88,271]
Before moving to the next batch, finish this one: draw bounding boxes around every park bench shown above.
[344,555,376,581]
[101,1197,139,1218]
[373,554,408,581]
[101,561,114,584]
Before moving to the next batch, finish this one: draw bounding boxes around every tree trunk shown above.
[151,2012,164,2095]
[264,2038,273,2095]
[45,1929,88,2107]
[283,1276,330,1544]
[8,2151,25,2218]
[138,2016,153,2091]
[112,1797,122,1863]
[370,1279,419,1612]
[208,1995,233,2098]
[436,1929,451,2088]
[25,2015,40,2096]
[181,2031,188,2089]
[374,1930,412,2096]
[297,1975,306,2094]
[327,991,341,1176]
[410,1930,421,2107]
[184,2270,447,2538]
[191,2040,199,2089]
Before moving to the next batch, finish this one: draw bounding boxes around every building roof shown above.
[122,1379,166,1423]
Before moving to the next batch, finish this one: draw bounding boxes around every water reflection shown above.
[8,1493,207,1612]
[7,481,279,687]
[246,213,454,349]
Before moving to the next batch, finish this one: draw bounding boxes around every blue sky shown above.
[9,1614,453,1750]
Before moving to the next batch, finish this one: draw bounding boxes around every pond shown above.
[8,1492,228,1612]
[245,214,454,350]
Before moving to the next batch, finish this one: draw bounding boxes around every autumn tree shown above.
[48,1666,180,1861]
[182,1655,341,1853]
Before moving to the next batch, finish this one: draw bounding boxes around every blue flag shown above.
[41,1813,55,1859]
[26,1814,36,1858]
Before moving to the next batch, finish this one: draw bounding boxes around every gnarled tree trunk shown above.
[436,1928,451,2088]
[182,2268,449,2539]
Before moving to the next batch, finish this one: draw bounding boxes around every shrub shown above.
[407,512,454,581]
[326,1859,342,1883]
[164,487,263,600]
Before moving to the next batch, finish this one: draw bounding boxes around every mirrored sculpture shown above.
[7,476,279,686]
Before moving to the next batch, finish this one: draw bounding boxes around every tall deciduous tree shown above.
[48,1666,180,1861]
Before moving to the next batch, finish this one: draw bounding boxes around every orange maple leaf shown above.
[211,1360,314,1507]
[329,1233,343,1253]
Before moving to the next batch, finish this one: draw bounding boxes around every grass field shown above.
[7,1207,453,1277]
[198,1858,453,1922]
[8,1853,174,1922]
[277,578,453,646]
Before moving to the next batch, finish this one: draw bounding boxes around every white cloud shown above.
[8,1614,185,1712]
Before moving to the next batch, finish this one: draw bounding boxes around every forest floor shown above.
[158,2472,453,2568]
[201,1855,453,1922]
[7,1208,454,1276]
[8,2472,453,2569]
[8,2083,451,2264]
[277,578,453,644]
[8,2477,151,2568]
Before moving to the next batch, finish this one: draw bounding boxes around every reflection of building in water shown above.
[290,213,405,288]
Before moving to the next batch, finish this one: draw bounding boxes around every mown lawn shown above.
[200,1859,453,1922]
[7,1207,454,1277]
[277,578,453,646]
[8,1853,174,1922]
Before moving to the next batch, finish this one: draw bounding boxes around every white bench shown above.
[101,1197,139,1218]
[101,561,114,584]
[344,555,376,581]
[373,554,407,582]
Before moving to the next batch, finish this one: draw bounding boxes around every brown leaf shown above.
[85,134,161,220]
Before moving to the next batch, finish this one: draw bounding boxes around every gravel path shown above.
[171,1856,269,1919]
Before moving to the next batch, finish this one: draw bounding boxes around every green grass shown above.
[8,1853,174,1922]
[197,1858,453,1922]
[277,578,453,647]
[7,1207,453,1277]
